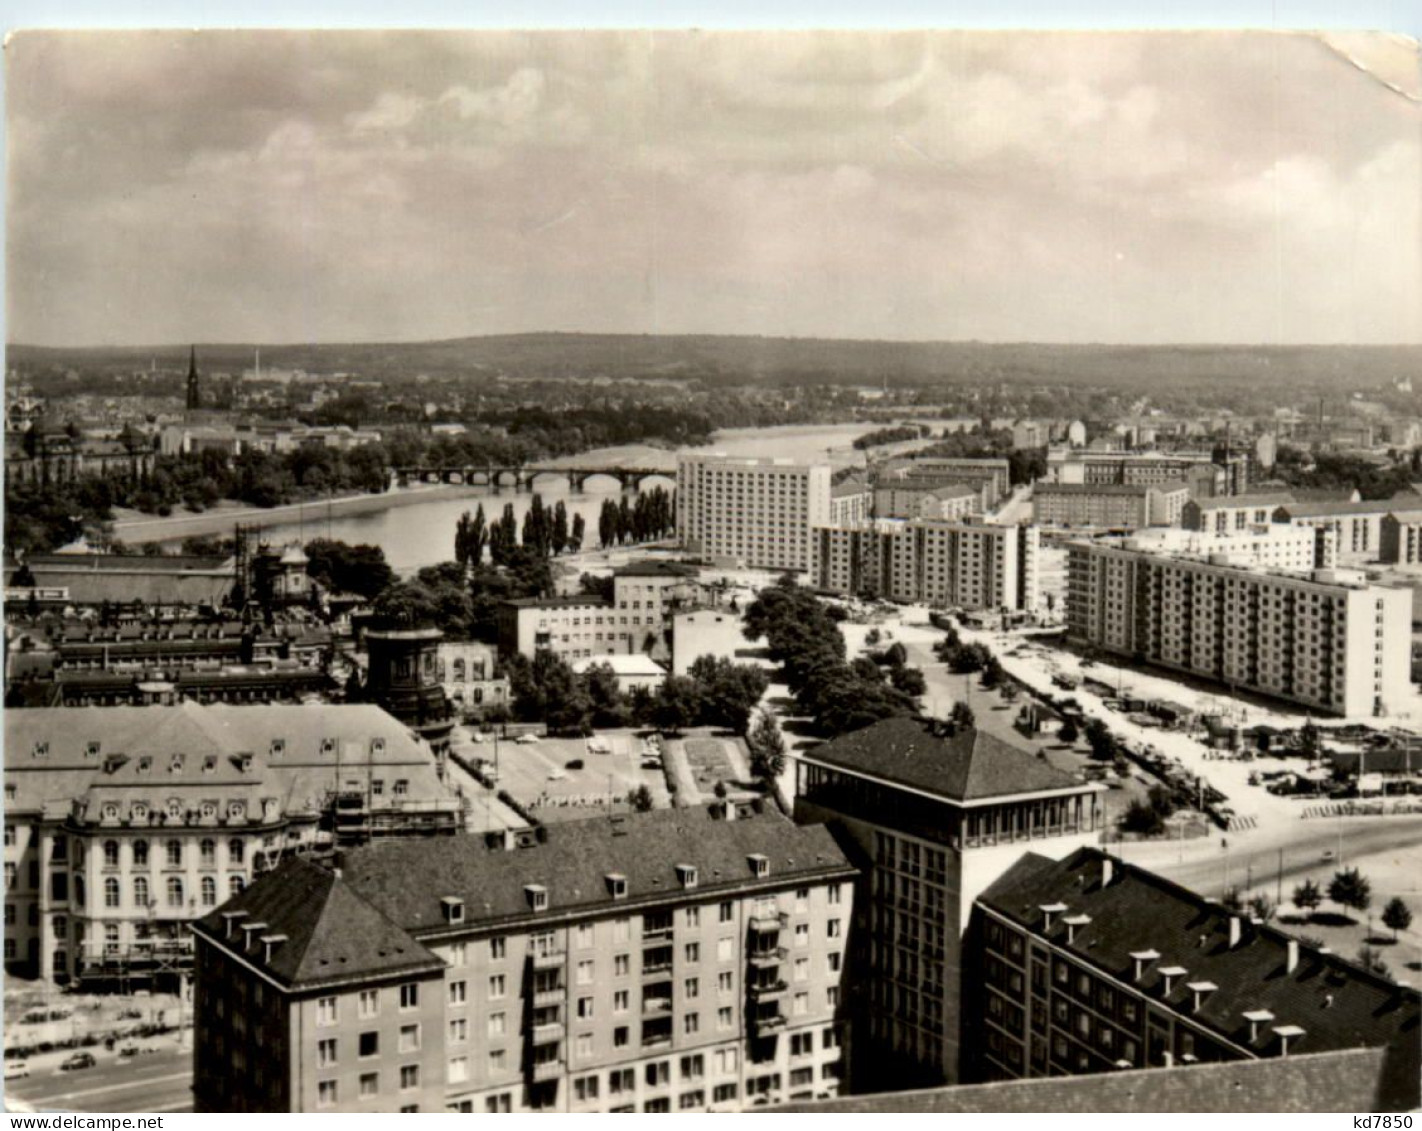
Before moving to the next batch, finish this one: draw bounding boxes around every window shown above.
[317,1039,337,1068]
[359,1073,378,1100]
[166,840,182,867]
[133,877,149,907]
[317,1081,337,1108]
[685,977,699,1000]
[827,986,840,1008]
[448,980,466,1005]
[713,1083,738,1104]
[645,1061,671,1087]
[827,919,841,939]
[201,876,217,907]
[576,923,594,948]
[399,983,419,1010]
[614,955,629,976]
[490,936,506,960]
[359,989,379,1018]
[399,1025,420,1052]
[576,1032,594,1059]
[718,971,734,995]
[448,1056,468,1084]
[399,1065,419,1091]
[717,937,734,962]
[685,906,701,928]
[791,1032,814,1057]
[718,1007,734,1030]
[719,901,734,922]
[795,923,810,948]
[827,951,842,973]
[166,877,183,908]
[715,1048,739,1074]
[317,997,338,1026]
[133,840,148,866]
[488,1012,506,1038]
[577,960,594,985]
[489,974,506,999]
[794,992,809,1016]
[200,839,216,866]
[229,875,245,898]
[104,877,121,908]
[489,1049,506,1071]
[103,840,120,867]
[486,1095,512,1114]
[359,1032,379,1058]
[448,1018,467,1044]
[447,941,467,967]
[828,882,843,905]
[614,1026,630,1049]
[613,989,629,1014]
[684,1013,699,1035]
[609,1068,635,1095]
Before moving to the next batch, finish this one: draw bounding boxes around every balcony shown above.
[530,1057,563,1083]
[532,1021,565,1044]
[750,1011,787,1035]
[748,978,788,1000]
[642,949,674,976]
[747,946,787,968]
[748,910,788,933]
[533,987,564,1008]
[530,948,565,971]
[642,996,673,1017]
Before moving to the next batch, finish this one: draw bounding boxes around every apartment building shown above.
[794,716,1106,1090]
[873,482,979,522]
[879,458,1011,507]
[191,808,857,1113]
[1045,449,1248,497]
[1181,491,1296,534]
[828,476,872,526]
[2,703,461,987]
[676,455,831,572]
[1271,497,1419,560]
[496,563,700,662]
[1090,525,1333,574]
[1379,509,1422,565]
[813,521,1038,611]
[1065,537,1411,716]
[963,847,1419,1106]
[1031,483,1187,529]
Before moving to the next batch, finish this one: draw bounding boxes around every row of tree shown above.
[506,651,770,738]
[743,577,922,736]
[598,487,676,548]
[454,499,589,568]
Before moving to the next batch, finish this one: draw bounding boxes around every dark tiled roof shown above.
[978,847,1420,1059]
[611,561,699,578]
[192,857,442,988]
[1276,496,1415,518]
[777,1047,1404,1113]
[803,717,1086,802]
[338,807,855,934]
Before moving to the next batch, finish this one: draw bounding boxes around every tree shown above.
[1058,718,1080,744]
[627,784,655,812]
[551,501,569,557]
[1328,867,1372,918]
[652,675,701,735]
[568,513,586,553]
[1249,894,1277,923]
[580,662,629,729]
[1382,897,1413,941]
[1292,879,1323,919]
[507,651,591,734]
[748,710,787,783]
[304,538,394,599]
[1085,718,1117,762]
[1121,799,1165,836]
[949,700,976,732]
[890,665,927,698]
[1355,944,1391,980]
[980,657,1004,689]
[688,655,770,735]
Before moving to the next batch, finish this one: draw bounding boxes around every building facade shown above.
[1181,491,1296,534]
[676,455,831,572]
[963,847,1419,1100]
[1379,509,1422,565]
[192,809,856,1113]
[436,641,509,716]
[873,483,979,522]
[828,477,872,526]
[1271,498,1417,560]
[1031,483,1187,529]
[812,521,1039,611]
[2,703,462,987]
[1045,449,1248,497]
[793,717,1106,1090]
[879,458,1011,508]
[1065,538,1411,716]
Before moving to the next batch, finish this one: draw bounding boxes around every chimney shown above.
[1286,938,1300,974]
[1228,915,1243,948]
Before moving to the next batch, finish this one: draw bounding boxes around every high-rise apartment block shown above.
[1031,482,1187,529]
[963,847,1419,1108]
[794,717,1106,1090]
[1065,536,1410,716]
[192,809,856,1112]
[677,455,831,572]
[812,521,1038,610]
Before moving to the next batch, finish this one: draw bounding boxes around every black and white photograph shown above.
[3,18,1420,1117]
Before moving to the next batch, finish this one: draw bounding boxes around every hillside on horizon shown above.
[8,334,1421,394]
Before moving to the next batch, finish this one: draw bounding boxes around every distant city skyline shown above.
[6,30,1420,348]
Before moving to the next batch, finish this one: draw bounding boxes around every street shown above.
[5,1044,193,1113]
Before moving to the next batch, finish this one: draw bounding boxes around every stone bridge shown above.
[390,464,676,493]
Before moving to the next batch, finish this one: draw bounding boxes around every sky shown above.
[5,29,1420,347]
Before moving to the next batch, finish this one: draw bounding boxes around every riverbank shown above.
[110,483,487,546]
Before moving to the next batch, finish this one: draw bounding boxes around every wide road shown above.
[5,1045,192,1113]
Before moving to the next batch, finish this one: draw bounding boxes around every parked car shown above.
[60,1052,97,1072]
[4,1061,30,1080]
[515,733,540,745]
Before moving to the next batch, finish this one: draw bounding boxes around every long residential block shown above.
[677,455,831,573]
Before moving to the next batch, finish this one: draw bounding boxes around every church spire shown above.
[186,345,200,411]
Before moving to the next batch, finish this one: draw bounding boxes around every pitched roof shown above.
[501,595,612,609]
[1188,491,1296,510]
[802,716,1087,803]
[611,561,699,579]
[978,847,1420,1058]
[1275,496,1416,518]
[191,857,442,988]
[776,1047,1407,1113]
[830,476,870,498]
[338,807,854,934]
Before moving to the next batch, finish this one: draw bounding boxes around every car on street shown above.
[1321,849,1336,862]
[4,1061,30,1079]
[515,733,540,745]
[60,1052,97,1072]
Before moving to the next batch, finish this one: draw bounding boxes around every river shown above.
[143,422,881,574]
